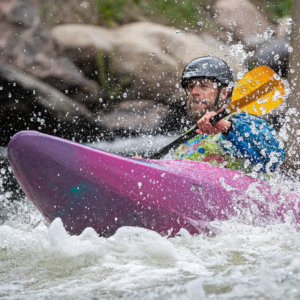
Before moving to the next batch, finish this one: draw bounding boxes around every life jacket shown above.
[174,132,251,173]
[173,113,285,176]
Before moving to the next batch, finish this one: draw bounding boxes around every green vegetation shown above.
[37,1,293,31]
[95,0,293,30]
[95,0,212,29]
[263,0,292,19]
[138,0,209,28]
[96,0,136,27]
[97,52,132,101]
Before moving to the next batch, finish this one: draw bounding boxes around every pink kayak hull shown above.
[7,131,300,237]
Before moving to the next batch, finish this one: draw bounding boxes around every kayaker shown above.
[174,56,285,176]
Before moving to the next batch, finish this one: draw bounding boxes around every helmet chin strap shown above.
[213,86,222,109]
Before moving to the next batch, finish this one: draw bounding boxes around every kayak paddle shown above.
[150,66,285,159]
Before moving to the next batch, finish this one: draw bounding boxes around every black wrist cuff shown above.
[223,119,234,135]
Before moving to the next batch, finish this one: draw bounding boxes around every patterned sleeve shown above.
[222,113,285,173]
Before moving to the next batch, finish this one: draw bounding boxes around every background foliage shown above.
[36,0,292,30]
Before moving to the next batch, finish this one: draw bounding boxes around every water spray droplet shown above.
[286,18,293,26]
[273,74,280,81]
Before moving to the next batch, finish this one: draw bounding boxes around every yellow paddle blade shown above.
[228,66,285,115]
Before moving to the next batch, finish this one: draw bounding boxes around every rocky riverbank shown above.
[0,0,291,145]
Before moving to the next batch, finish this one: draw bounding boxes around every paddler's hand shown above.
[196,111,231,135]
[132,156,142,159]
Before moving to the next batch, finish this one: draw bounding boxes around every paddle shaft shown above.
[149,109,229,159]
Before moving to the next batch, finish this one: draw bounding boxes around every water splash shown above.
[1,216,300,299]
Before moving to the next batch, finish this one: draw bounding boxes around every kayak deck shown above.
[7,131,300,237]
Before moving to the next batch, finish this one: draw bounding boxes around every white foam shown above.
[2,213,300,299]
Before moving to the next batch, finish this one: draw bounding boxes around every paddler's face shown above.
[186,78,219,122]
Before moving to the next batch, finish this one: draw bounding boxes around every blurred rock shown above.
[259,102,287,131]
[51,24,113,81]
[276,16,293,40]
[111,22,236,105]
[99,100,169,135]
[0,63,99,145]
[0,0,102,105]
[244,37,289,130]
[32,0,99,28]
[246,39,290,77]
[212,0,274,49]
[53,22,241,106]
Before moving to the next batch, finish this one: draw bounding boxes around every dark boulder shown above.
[246,39,290,77]
[0,0,102,105]
[0,63,103,145]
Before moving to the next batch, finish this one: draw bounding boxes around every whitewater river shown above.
[1,136,300,299]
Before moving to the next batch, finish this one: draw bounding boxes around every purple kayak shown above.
[7,131,300,237]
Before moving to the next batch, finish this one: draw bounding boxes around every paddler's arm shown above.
[222,113,285,173]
